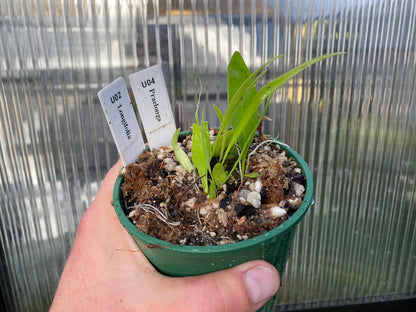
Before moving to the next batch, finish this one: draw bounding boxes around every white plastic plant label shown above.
[98,77,145,166]
[129,64,176,150]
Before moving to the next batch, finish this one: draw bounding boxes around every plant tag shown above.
[129,64,176,149]
[98,77,145,166]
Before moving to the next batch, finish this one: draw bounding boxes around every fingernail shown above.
[244,266,279,304]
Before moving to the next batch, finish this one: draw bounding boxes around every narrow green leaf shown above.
[218,53,282,136]
[213,104,224,123]
[221,97,270,183]
[223,52,345,162]
[245,172,260,178]
[195,72,203,125]
[212,129,233,157]
[228,51,258,157]
[191,121,212,193]
[228,51,253,103]
[239,95,273,175]
[188,51,344,197]
[217,70,265,161]
[217,53,283,161]
[171,128,194,173]
[256,52,346,107]
[208,182,217,199]
[201,120,212,171]
[212,162,228,187]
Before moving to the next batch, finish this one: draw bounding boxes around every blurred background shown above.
[0,0,415,311]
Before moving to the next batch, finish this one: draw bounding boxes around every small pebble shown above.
[291,173,305,183]
[217,209,228,227]
[199,207,208,216]
[248,181,263,193]
[164,158,176,171]
[293,183,305,197]
[276,153,287,165]
[175,165,187,175]
[221,184,227,192]
[157,148,165,160]
[184,197,196,209]
[219,195,232,209]
[158,168,169,179]
[186,140,192,150]
[270,206,287,218]
[237,215,247,225]
[254,180,262,193]
[246,191,261,208]
[234,203,255,218]
[288,197,302,209]
[238,189,250,200]
[128,210,136,218]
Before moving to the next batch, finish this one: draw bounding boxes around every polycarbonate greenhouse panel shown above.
[0,1,415,311]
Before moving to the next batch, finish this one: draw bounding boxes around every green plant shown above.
[172,51,344,198]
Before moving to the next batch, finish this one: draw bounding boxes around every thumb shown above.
[164,260,280,312]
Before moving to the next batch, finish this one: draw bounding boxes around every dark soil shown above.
[120,131,306,246]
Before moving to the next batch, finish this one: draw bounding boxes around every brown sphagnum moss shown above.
[121,133,305,246]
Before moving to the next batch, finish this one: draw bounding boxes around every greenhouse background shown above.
[0,0,415,311]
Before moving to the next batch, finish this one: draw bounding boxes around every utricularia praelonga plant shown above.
[172,51,344,199]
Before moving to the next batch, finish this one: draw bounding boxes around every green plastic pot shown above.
[113,140,313,278]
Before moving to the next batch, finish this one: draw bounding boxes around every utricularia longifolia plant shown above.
[172,51,343,199]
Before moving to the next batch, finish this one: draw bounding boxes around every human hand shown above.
[50,160,280,312]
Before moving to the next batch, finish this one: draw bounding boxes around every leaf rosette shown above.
[172,51,344,198]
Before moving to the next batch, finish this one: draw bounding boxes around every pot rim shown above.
[113,139,313,255]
